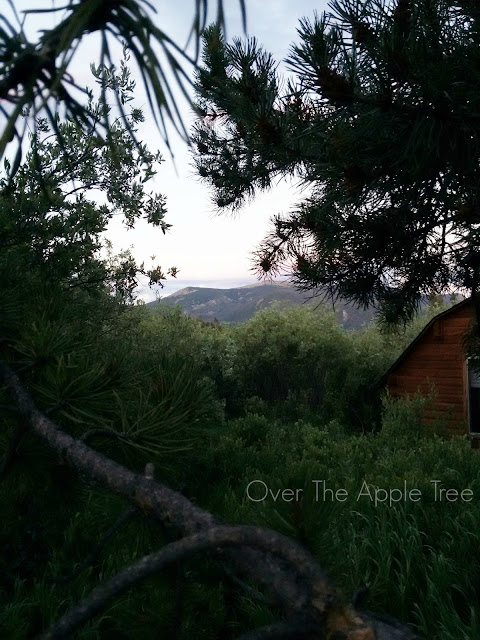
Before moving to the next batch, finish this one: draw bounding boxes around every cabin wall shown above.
[386,304,473,435]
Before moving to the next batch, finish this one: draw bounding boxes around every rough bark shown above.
[0,363,416,640]
[40,525,342,639]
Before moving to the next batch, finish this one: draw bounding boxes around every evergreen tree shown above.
[193,0,480,324]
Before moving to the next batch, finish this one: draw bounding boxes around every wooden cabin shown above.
[379,298,480,441]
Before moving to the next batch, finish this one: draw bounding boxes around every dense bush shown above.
[184,393,480,640]
[192,302,447,427]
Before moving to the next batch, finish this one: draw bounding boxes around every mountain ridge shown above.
[147,282,379,329]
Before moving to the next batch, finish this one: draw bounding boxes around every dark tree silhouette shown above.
[193,0,480,326]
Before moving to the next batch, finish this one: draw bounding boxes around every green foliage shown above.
[1,281,478,637]
[0,58,218,463]
[0,62,228,638]
[0,48,472,635]
[183,395,480,640]
[196,303,441,427]
[0,293,224,638]
[0,59,174,304]
[194,2,480,325]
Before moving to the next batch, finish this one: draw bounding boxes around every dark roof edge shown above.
[376,297,473,389]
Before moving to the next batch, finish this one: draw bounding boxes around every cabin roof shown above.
[377,297,473,388]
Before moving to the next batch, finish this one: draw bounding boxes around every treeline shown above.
[141,298,453,425]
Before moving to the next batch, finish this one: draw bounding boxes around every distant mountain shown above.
[147,282,379,329]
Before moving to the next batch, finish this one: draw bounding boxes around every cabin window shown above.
[468,359,480,434]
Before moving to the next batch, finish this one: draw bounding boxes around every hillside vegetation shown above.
[149,282,377,328]
[3,295,479,639]
[150,283,459,329]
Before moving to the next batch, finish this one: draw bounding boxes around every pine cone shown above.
[316,66,354,103]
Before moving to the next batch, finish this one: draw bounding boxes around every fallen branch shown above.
[39,525,338,639]
[0,363,416,640]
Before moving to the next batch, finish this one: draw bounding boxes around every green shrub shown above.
[182,394,480,639]
[206,305,398,427]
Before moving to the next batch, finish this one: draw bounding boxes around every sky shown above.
[9,1,330,299]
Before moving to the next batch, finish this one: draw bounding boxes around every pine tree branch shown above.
[346,92,480,124]
[0,0,247,169]
[0,362,416,640]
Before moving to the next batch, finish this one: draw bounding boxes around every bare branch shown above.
[0,362,416,640]
[39,525,330,640]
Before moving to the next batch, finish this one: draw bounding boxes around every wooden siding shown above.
[385,301,474,435]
